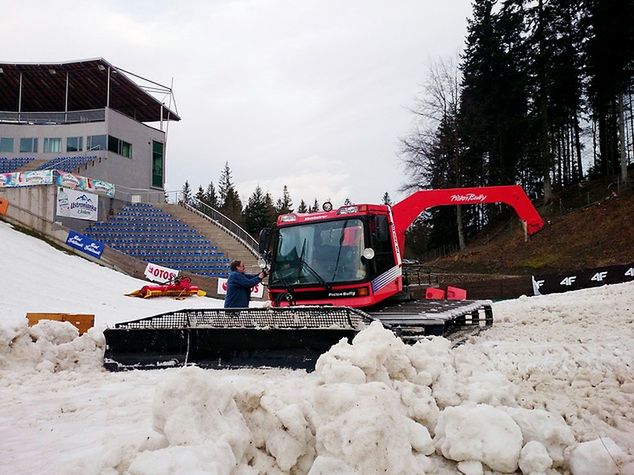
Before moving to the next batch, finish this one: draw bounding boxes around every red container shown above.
[425,287,446,300]
[446,286,467,300]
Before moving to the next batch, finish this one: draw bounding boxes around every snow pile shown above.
[65,318,629,474]
[0,319,104,372]
[1,222,633,473]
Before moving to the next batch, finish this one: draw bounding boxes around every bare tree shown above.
[400,56,466,250]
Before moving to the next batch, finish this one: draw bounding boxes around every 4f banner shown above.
[533,263,634,295]
[56,187,98,221]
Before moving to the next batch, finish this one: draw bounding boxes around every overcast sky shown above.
[2,0,473,207]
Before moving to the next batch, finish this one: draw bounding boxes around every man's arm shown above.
[232,272,262,288]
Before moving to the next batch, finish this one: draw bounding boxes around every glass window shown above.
[87,135,106,151]
[108,135,118,154]
[107,135,132,158]
[67,136,83,152]
[152,141,164,188]
[369,215,395,275]
[43,137,62,153]
[120,140,132,158]
[270,218,367,286]
[20,138,38,153]
[0,137,14,153]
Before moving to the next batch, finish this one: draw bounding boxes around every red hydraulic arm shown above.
[391,185,544,253]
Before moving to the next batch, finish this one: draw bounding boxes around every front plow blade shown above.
[104,307,372,371]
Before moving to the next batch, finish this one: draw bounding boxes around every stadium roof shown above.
[0,58,180,122]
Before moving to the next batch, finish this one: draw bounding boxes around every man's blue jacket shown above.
[224,271,262,308]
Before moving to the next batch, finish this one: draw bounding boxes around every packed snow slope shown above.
[0,220,633,475]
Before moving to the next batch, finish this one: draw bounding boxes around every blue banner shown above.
[66,230,105,259]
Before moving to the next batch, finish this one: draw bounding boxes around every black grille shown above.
[114,306,373,331]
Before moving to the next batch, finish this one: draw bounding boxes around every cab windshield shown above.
[270,218,367,286]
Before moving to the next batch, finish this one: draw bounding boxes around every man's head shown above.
[230,260,245,272]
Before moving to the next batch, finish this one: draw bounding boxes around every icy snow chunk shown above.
[239,392,315,473]
[394,380,440,432]
[128,443,240,475]
[0,319,104,371]
[152,367,252,469]
[457,460,483,475]
[463,371,518,406]
[504,407,574,467]
[315,321,416,384]
[308,455,357,475]
[313,382,432,473]
[567,437,626,475]
[407,336,454,384]
[435,403,523,473]
[519,440,552,474]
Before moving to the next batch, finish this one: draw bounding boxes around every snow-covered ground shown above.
[0,220,632,475]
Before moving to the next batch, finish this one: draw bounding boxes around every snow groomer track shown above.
[104,300,493,371]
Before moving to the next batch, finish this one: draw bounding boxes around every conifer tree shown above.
[244,186,272,237]
[275,185,294,214]
[181,180,192,204]
[205,181,219,209]
[297,199,308,213]
[217,162,243,223]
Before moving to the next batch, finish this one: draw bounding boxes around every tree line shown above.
[400,0,634,256]
[181,162,392,238]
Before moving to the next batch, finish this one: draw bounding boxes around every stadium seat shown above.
[83,202,229,278]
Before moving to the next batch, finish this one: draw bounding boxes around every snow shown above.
[0,219,633,474]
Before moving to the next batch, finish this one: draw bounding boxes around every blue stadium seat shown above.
[83,202,230,278]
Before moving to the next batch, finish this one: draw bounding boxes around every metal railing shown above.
[0,108,106,125]
[113,185,168,205]
[170,192,259,258]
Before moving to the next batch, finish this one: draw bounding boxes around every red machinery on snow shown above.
[104,185,543,371]
[262,185,543,309]
[126,276,207,299]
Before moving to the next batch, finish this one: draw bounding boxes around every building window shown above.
[20,138,38,153]
[152,141,164,188]
[67,136,83,152]
[108,135,132,158]
[87,135,107,151]
[0,137,14,153]
[43,137,62,153]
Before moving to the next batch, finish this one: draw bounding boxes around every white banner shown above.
[56,187,98,221]
[144,263,179,283]
[217,277,264,298]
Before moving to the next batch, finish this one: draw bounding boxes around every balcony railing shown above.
[0,109,106,125]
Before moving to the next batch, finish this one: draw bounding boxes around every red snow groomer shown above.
[105,185,543,371]
[126,276,206,299]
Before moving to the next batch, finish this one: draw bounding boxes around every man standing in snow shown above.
[224,260,267,308]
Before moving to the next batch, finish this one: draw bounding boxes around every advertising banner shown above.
[56,187,98,221]
[217,277,264,298]
[144,262,179,283]
[532,263,634,295]
[0,170,53,188]
[0,169,114,198]
[66,230,104,259]
[53,171,115,198]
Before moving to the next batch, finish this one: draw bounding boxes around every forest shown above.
[182,0,634,256]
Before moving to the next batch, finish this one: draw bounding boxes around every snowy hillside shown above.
[0,220,632,474]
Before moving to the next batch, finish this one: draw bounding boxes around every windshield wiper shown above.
[298,238,328,287]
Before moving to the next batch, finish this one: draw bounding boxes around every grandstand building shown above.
[0,58,179,196]
[0,58,260,295]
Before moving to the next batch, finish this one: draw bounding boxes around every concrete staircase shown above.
[158,203,260,273]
